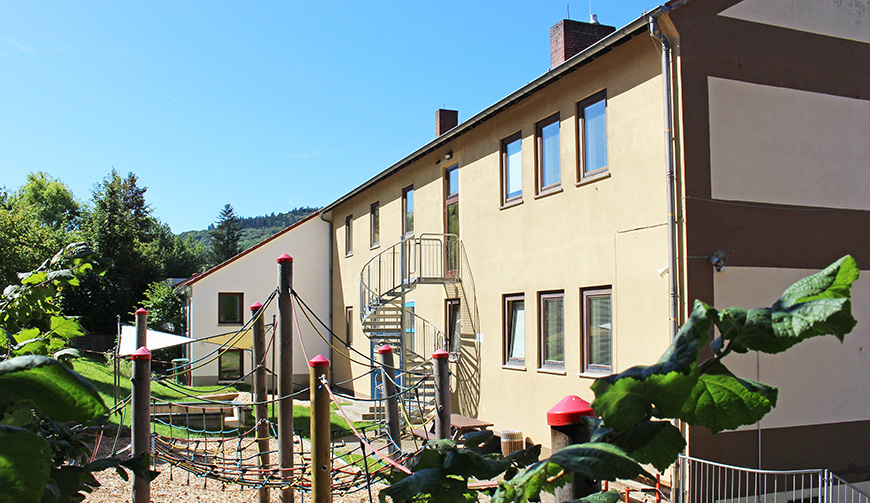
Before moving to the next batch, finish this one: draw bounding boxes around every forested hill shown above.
[180,206,319,251]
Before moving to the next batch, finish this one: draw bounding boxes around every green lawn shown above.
[74,356,363,438]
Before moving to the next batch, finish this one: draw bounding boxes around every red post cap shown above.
[378,344,393,354]
[135,308,148,315]
[250,302,263,312]
[309,354,330,367]
[131,346,151,360]
[277,254,293,263]
[547,395,596,426]
[432,349,450,360]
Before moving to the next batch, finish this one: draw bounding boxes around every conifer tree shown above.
[210,203,242,264]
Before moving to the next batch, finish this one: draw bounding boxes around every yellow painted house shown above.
[184,0,870,485]
[318,0,870,482]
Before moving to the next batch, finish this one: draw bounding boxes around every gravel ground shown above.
[84,393,388,503]
[85,468,386,503]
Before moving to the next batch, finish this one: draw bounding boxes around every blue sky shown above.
[1,1,657,233]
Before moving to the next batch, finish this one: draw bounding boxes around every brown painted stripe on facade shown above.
[685,197,870,271]
[670,0,870,302]
[689,420,870,482]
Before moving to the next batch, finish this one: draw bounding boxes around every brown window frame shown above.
[218,292,244,325]
[345,306,353,346]
[218,348,244,382]
[370,202,380,249]
[501,132,523,205]
[536,113,561,194]
[577,91,609,181]
[402,185,414,238]
[582,287,613,373]
[445,298,461,354]
[344,214,353,256]
[538,290,565,370]
[503,294,525,367]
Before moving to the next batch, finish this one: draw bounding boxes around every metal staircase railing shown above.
[359,234,460,426]
[360,234,460,322]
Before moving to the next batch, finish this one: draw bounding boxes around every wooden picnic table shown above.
[412,413,494,441]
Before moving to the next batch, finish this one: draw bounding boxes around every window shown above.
[444,165,459,274]
[503,295,525,366]
[539,291,565,369]
[218,349,243,381]
[501,132,523,204]
[370,202,380,248]
[446,298,461,354]
[583,287,612,373]
[402,185,414,237]
[536,113,561,193]
[345,306,353,346]
[578,91,608,180]
[345,214,353,256]
[218,292,243,325]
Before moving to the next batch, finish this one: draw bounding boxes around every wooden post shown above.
[378,345,401,455]
[131,308,151,503]
[432,349,451,439]
[309,355,331,503]
[548,395,597,502]
[251,302,270,503]
[277,254,294,503]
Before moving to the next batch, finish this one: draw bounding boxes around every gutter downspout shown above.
[319,210,334,384]
[650,10,683,491]
[649,11,679,344]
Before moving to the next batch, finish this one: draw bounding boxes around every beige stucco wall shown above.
[188,216,331,386]
[330,35,671,448]
[709,77,870,211]
[720,0,870,44]
[713,266,870,430]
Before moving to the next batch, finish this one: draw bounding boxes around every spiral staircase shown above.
[359,233,461,422]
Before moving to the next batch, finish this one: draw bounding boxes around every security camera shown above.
[709,251,727,272]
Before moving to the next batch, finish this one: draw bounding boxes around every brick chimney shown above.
[436,109,458,137]
[550,19,616,68]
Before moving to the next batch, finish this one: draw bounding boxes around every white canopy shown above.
[117,325,196,356]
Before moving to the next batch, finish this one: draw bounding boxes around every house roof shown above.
[320,6,665,215]
[178,210,321,288]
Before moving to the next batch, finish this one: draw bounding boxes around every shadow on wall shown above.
[450,242,482,417]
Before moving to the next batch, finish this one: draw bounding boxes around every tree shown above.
[12,172,81,232]
[0,208,69,288]
[0,173,81,287]
[210,203,242,264]
[140,280,187,335]
[148,222,209,278]
[381,256,860,503]
[64,170,162,335]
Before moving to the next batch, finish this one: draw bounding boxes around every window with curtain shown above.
[579,91,608,179]
[583,287,612,373]
[502,132,523,204]
[537,113,561,193]
[539,291,565,369]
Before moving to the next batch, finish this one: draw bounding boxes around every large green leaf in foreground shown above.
[0,426,51,503]
[0,355,106,421]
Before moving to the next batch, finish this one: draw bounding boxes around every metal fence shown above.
[678,456,870,503]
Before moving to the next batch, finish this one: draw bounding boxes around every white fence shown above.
[678,456,870,503]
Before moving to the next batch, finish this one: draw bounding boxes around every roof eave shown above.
[320,8,663,214]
